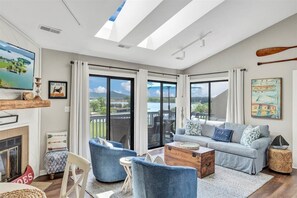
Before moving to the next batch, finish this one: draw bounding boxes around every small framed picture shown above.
[48,81,67,99]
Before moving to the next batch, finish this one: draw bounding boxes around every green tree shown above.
[90,100,100,112]
[194,102,208,113]
[90,97,106,114]
[97,97,106,114]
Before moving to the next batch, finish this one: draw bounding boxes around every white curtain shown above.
[176,74,190,128]
[69,60,90,159]
[135,69,148,155]
[226,68,244,124]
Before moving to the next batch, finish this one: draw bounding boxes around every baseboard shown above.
[39,169,47,176]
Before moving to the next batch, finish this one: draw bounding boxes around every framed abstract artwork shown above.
[251,78,282,119]
[48,81,67,99]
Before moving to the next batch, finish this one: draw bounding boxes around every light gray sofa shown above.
[174,121,271,174]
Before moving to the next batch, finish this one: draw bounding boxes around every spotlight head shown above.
[176,51,185,60]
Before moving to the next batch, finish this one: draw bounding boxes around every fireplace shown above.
[0,136,22,181]
[0,126,28,182]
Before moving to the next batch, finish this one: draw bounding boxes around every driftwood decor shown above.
[256,45,297,66]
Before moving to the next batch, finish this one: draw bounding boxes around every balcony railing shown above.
[90,111,176,139]
[90,112,162,139]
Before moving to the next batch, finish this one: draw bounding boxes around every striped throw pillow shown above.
[47,131,68,152]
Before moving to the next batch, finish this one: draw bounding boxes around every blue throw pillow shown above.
[212,127,233,142]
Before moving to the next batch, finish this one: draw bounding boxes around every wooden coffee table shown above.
[164,142,215,178]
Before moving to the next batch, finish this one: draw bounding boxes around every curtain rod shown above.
[149,71,179,77]
[188,68,246,77]
[70,61,179,77]
[70,61,139,72]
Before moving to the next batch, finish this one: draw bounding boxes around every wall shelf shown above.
[0,100,51,110]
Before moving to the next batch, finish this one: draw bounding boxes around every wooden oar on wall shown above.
[256,46,297,56]
[257,57,297,66]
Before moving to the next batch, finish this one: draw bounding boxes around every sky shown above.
[89,76,177,97]
[191,81,228,98]
[90,76,227,98]
[89,76,131,95]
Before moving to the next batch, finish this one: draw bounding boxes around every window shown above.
[147,81,176,149]
[89,75,134,149]
[191,80,228,121]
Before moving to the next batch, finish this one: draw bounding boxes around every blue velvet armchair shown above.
[132,158,197,198]
[89,138,137,182]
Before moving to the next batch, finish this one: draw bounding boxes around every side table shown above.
[269,148,292,173]
[119,156,134,192]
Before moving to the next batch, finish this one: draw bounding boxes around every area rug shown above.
[75,166,273,198]
[31,181,52,191]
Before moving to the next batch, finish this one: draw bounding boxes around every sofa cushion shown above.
[212,127,233,142]
[257,125,269,137]
[201,121,225,138]
[185,119,202,136]
[225,122,248,143]
[240,125,261,146]
[208,142,258,158]
[173,134,216,147]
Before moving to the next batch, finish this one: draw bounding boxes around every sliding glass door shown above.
[147,81,176,149]
[89,75,134,149]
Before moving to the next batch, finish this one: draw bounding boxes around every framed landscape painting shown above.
[251,78,282,119]
[49,81,67,99]
[0,40,35,90]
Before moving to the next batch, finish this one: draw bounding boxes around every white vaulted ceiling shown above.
[0,0,296,69]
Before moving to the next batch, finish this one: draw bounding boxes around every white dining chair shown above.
[60,152,91,198]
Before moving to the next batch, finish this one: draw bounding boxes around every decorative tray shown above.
[179,142,200,150]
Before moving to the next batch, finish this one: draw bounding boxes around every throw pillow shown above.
[46,131,68,152]
[96,137,104,144]
[102,139,114,148]
[153,156,165,164]
[212,127,233,142]
[145,153,153,162]
[145,153,165,164]
[240,125,261,146]
[185,119,202,136]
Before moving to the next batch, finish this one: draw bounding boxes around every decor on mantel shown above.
[48,81,67,99]
[256,45,297,65]
[22,92,34,100]
[34,77,42,100]
[251,78,282,119]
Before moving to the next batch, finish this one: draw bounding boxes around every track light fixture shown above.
[176,51,185,60]
[171,31,212,60]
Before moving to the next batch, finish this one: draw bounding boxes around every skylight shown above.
[95,0,163,42]
[108,0,126,22]
[138,0,225,50]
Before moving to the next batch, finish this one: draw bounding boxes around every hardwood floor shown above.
[34,172,92,198]
[35,148,297,198]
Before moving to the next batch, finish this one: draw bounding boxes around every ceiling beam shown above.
[119,0,192,46]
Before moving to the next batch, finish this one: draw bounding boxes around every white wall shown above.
[0,16,41,176]
[185,14,297,167]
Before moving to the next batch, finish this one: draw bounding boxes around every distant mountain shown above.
[90,91,128,99]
